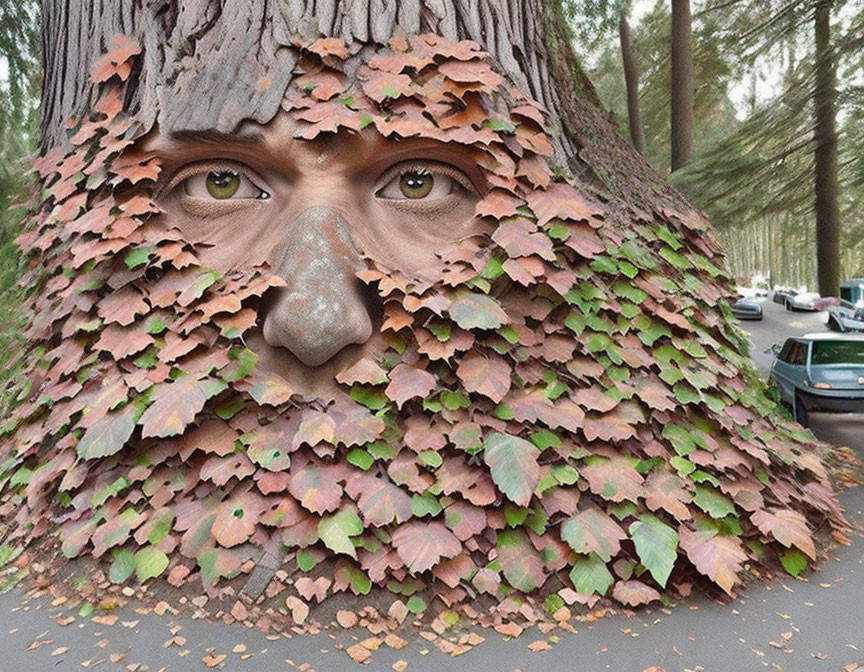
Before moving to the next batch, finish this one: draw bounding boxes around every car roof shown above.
[800,332,864,341]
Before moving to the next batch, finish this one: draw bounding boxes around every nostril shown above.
[260,284,374,367]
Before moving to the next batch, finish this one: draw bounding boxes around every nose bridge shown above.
[261,205,374,368]
[274,205,364,280]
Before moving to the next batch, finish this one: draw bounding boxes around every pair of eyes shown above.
[171,160,474,203]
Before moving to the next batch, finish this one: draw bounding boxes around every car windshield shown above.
[810,340,864,365]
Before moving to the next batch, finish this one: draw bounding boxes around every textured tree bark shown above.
[813,0,841,297]
[39,0,690,215]
[670,0,693,172]
[618,11,644,155]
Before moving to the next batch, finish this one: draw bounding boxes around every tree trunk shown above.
[618,11,645,154]
[813,0,841,297]
[38,0,692,217]
[670,0,694,172]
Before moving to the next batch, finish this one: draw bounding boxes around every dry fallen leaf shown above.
[346,643,371,664]
[202,653,227,667]
[527,640,552,652]
[50,646,69,656]
[336,609,358,628]
[392,661,408,672]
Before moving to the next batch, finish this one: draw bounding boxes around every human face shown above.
[150,112,486,398]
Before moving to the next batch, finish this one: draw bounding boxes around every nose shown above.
[261,206,374,367]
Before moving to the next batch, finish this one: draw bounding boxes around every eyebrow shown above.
[169,128,264,145]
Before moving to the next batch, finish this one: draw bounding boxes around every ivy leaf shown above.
[135,546,169,582]
[560,508,627,562]
[581,457,643,504]
[447,290,509,330]
[456,352,512,403]
[138,375,210,439]
[496,529,545,592]
[483,432,540,507]
[392,520,461,574]
[612,579,661,606]
[318,508,363,559]
[693,485,736,519]
[385,363,436,409]
[679,527,747,595]
[629,514,679,588]
[76,406,137,459]
[108,548,135,584]
[780,550,808,577]
[569,553,613,596]
[750,508,815,559]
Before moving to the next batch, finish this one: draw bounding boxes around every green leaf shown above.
[543,593,565,615]
[781,550,808,577]
[419,450,443,468]
[411,492,443,517]
[296,549,317,572]
[569,553,613,596]
[109,549,135,584]
[484,117,516,133]
[124,246,155,269]
[406,595,427,614]
[134,546,169,582]
[346,448,374,471]
[318,509,363,559]
[350,385,389,410]
[483,432,540,507]
[693,486,736,519]
[504,505,529,527]
[629,515,679,588]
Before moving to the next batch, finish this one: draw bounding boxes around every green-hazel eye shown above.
[206,170,241,199]
[399,170,434,199]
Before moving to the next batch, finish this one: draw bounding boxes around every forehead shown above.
[146,111,487,179]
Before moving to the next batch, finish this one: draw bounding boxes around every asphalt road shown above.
[738,295,864,451]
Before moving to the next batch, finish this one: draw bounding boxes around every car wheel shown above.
[793,394,809,428]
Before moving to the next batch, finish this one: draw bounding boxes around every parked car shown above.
[731,298,763,320]
[769,333,864,426]
[773,288,797,305]
[785,292,820,311]
[840,278,864,306]
[827,300,864,332]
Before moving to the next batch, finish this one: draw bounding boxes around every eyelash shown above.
[159,159,476,202]
[161,160,270,199]
[377,160,475,195]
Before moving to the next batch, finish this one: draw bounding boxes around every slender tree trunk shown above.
[813,0,841,297]
[618,11,645,154]
[670,0,694,172]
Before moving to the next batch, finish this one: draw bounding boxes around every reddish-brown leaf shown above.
[612,580,661,607]
[385,363,437,409]
[751,508,816,559]
[139,375,215,439]
[491,218,556,261]
[456,352,512,403]
[392,520,461,573]
[679,527,746,595]
[212,493,263,548]
[644,472,692,521]
[89,34,141,83]
[560,508,627,562]
[581,458,643,504]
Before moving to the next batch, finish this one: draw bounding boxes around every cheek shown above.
[159,201,284,271]
[357,197,483,274]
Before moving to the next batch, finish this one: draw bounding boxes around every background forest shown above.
[572,0,864,290]
[0,0,862,301]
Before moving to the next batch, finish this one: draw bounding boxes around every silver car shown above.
[827,300,864,332]
[769,333,864,427]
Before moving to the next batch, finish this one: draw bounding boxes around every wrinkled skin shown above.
[150,114,485,397]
